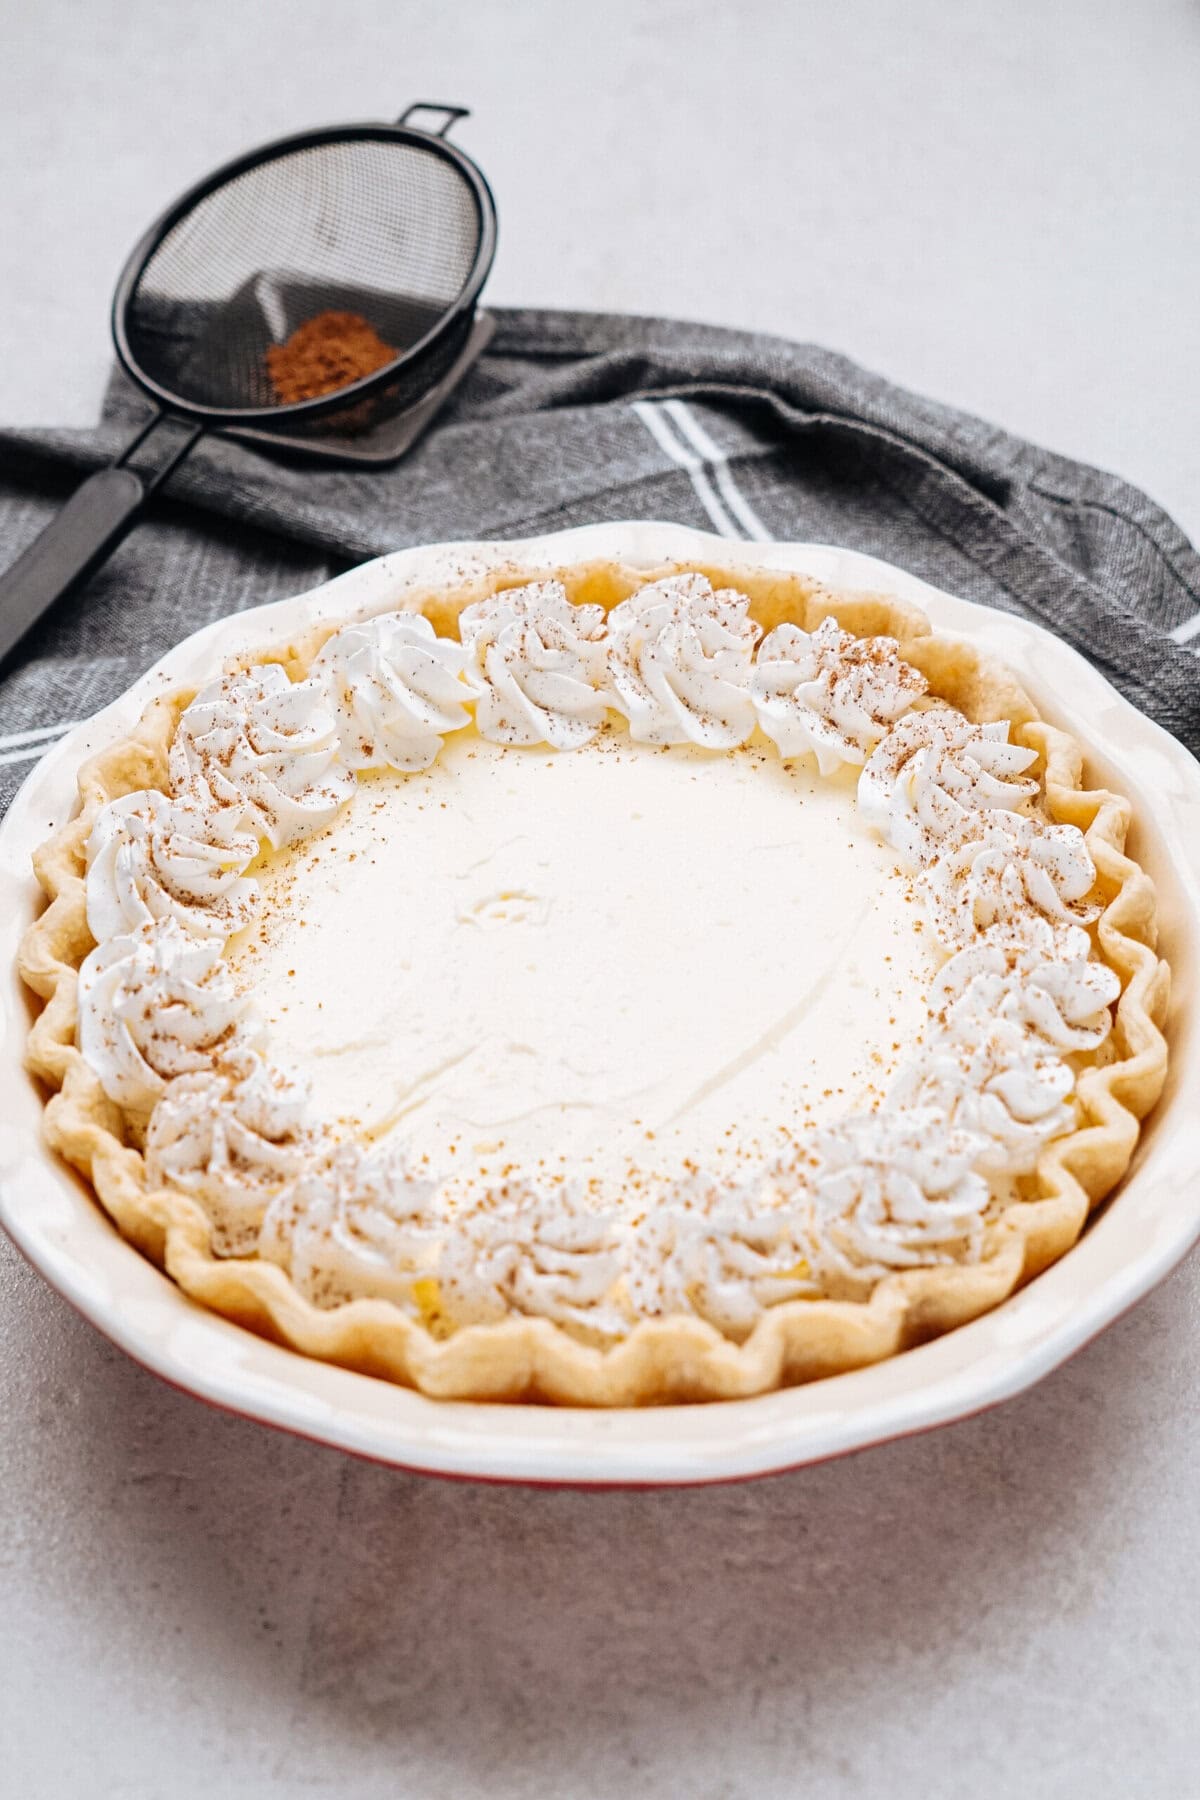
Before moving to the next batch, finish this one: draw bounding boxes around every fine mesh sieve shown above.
[0,103,497,668]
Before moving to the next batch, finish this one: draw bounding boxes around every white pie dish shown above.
[1,521,1197,1485]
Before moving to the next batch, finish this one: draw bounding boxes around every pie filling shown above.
[229,732,935,1202]
[70,573,1122,1344]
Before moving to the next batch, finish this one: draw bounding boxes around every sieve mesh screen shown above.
[123,137,485,417]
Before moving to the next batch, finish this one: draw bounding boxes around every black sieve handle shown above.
[0,412,202,669]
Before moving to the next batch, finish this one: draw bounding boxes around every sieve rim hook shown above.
[395,102,470,138]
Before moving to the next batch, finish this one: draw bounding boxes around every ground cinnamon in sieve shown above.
[265,311,396,405]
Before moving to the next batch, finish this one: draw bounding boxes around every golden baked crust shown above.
[19,561,1171,1404]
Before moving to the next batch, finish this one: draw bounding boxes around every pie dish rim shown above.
[1,522,1196,1479]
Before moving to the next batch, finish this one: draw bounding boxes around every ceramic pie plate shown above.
[2,523,1197,1485]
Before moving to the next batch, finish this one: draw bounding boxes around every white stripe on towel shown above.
[0,741,67,768]
[631,400,742,539]
[657,400,772,541]
[0,719,80,751]
[1168,610,1200,646]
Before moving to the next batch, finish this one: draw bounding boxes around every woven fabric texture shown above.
[1,307,1197,809]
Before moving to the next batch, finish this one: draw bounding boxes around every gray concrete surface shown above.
[2,2,1198,1795]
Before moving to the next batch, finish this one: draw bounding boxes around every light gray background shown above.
[2,2,1198,1795]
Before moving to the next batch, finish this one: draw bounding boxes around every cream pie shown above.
[19,561,1170,1403]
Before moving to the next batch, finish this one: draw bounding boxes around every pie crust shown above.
[19,560,1170,1404]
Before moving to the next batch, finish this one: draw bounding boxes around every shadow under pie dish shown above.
[17,553,1171,1406]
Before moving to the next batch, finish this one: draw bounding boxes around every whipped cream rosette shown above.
[169,664,354,848]
[314,610,478,772]
[625,1176,816,1340]
[919,807,1099,954]
[77,916,249,1116]
[606,573,760,747]
[259,1140,441,1309]
[858,707,1039,866]
[932,937,1119,1054]
[458,580,608,748]
[435,1185,626,1343]
[888,1019,1077,1176]
[803,1109,993,1298]
[85,780,260,943]
[750,616,927,773]
[146,1047,315,1253]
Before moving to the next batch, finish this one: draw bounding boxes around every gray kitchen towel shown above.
[1,307,1197,814]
